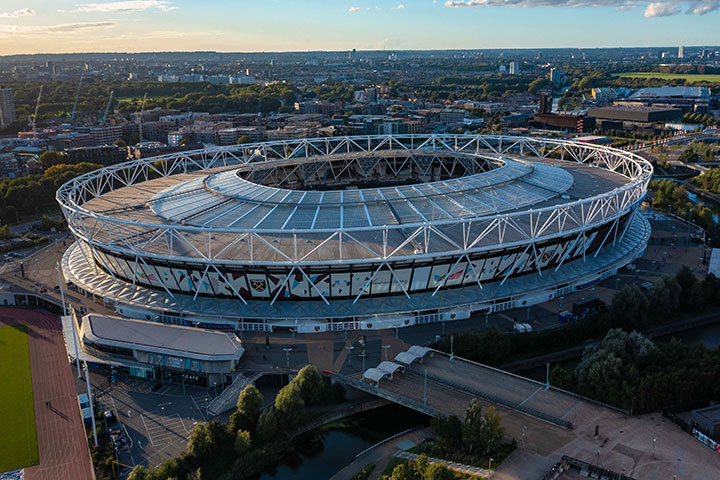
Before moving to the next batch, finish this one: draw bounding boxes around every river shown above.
[259,404,428,479]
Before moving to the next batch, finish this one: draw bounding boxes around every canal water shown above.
[259,404,429,479]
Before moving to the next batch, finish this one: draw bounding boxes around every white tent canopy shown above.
[363,367,390,384]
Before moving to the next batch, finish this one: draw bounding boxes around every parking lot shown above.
[85,373,211,478]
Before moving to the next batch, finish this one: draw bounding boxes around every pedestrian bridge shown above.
[334,347,626,430]
[332,347,720,478]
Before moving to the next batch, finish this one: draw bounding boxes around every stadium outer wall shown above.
[58,134,652,333]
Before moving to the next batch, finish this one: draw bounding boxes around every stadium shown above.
[58,134,652,333]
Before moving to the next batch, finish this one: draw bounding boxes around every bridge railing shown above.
[331,373,447,418]
[430,348,630,416]
[405,369,571,429]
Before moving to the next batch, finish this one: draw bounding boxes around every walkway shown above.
[330,427,431,480]
[394,451,492,478]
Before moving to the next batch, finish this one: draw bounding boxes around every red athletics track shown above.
[0,308,94,480]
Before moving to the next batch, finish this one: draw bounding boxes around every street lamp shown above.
[382,344,391,362]
[345,345,354,367]
[488,458,494,470]
[283,347,292,369]
[652,436,656,458]
[423,369,427,406]
[83,361,98,447]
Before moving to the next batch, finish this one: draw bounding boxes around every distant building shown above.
[588,105,682,127]
[217,127,265,145]
[88,125,122,146]
[623,86,711,112]
[678,45,684,59]
[549,68,566,85]
[295,100,343,116]
[509,61,520,75]
[66,145,127,166]
[0,86,16,127]
[439,108,468,124]
[591,88,617,104]
[532,112,594,133]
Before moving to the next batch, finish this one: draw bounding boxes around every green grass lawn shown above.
[0,325,38,473]
[613,72,720,83]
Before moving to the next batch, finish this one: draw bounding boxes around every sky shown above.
[0,0,719,55]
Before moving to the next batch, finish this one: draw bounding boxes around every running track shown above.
[0,308,94,480]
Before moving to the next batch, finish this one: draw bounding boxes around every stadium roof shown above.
[146,158,573,230]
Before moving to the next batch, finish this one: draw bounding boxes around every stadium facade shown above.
[58,135,652,333]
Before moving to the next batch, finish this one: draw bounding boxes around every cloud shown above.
[644,2,680,16]
[444,0,720,16]
[349,6,361,11]
[69,1,177,12]
[393,4,406,8]
[0,21,115,35]
[0,8,37,18]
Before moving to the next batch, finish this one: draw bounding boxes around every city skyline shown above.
[0,0,719,55]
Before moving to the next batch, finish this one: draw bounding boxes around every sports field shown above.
[613,72,720,83]
[0,324,39,473]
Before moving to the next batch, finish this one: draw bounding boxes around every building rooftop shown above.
[694,404,720,424]
[630,86,711,100]
[82,313,244,361]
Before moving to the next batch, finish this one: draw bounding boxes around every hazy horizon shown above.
[0,1,719,56]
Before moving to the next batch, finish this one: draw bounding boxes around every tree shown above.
[113,138,127,148]
[430,415,463,451]
[462,399,485,453]
[38,150,67,168]
[0,224,10,240]
[236,135,252,145]
[610,284,650,329]
[423,463,455,480]
[274,383,305,424]
[234,429,251,455]
[294,365,324,406]
[256,408,279,443]
[179,138,190,146]
[127,465,153,480]
[391,462,419,480]
[236,385,263,422]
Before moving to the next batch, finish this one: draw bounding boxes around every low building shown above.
[66,145,127,166]
[532,113,595,133]
[439,108,468,125]
[295,100,343,116]
[588,105,682,126]
[64,313,244,386]
[591,88,617,104]
[691,405,720,441]
[627,86,711,112]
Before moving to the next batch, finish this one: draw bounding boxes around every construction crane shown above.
[69,76,83,122]
[100,90,114,126]
[28,85,43,137]
[137,92,148,143]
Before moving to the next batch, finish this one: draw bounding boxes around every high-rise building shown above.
[509,61,520,75]
[549,68,566,85]
[678,45,684,59]
[0,86,16,127]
